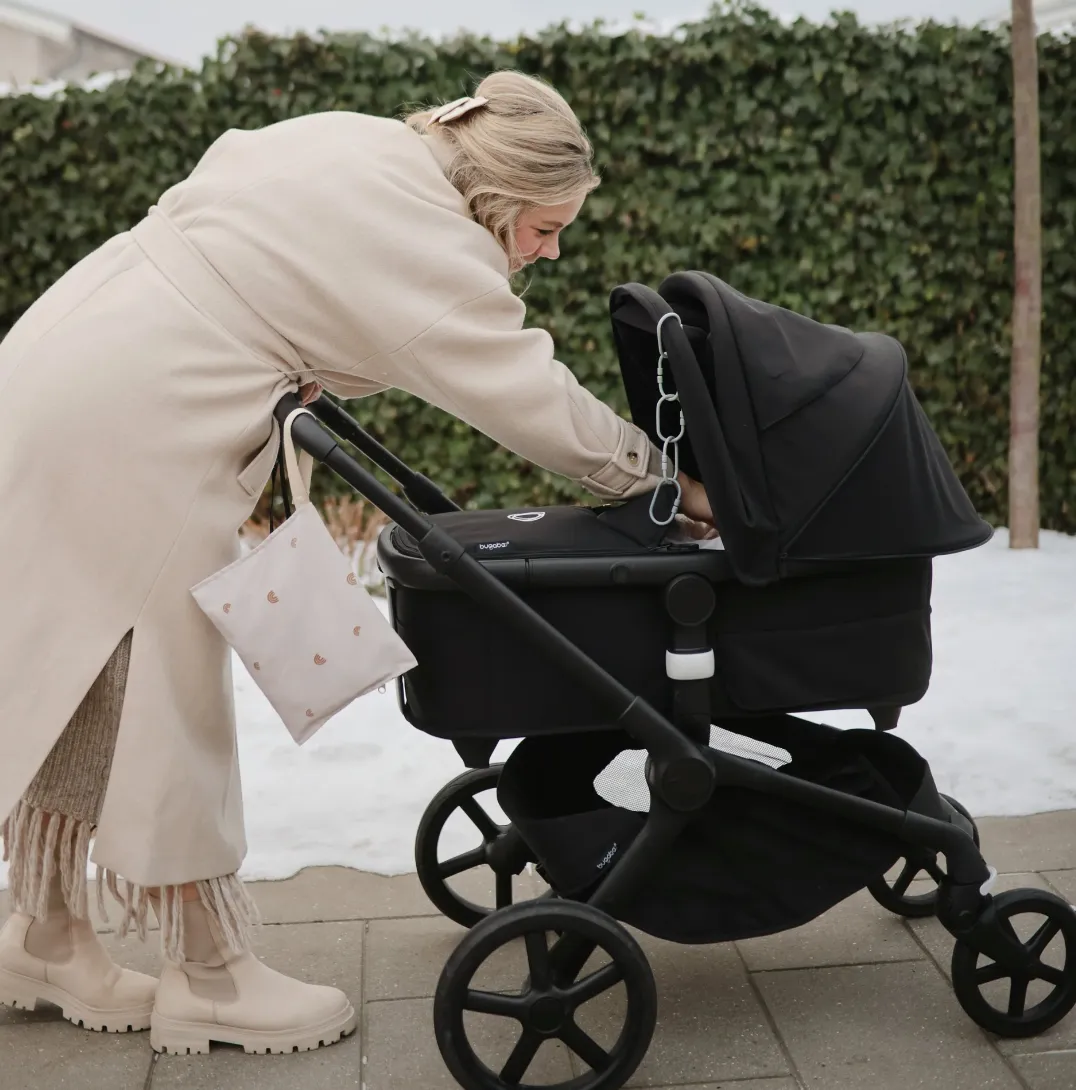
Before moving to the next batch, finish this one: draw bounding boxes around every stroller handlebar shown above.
[278,394,460,516]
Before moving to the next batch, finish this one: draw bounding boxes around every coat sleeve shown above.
[382,282,663,500]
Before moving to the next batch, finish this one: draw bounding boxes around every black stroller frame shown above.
[274,278,1076,1089]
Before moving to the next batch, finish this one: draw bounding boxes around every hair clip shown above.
[429,95,489,125]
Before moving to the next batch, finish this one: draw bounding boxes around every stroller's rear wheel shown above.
[416,765,536,928]
[867,794,979,918]
[434,899,657,1090]
[951,888,1076,1037]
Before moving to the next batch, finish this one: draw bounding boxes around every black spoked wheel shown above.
[951,888,1076,1038]
[416,766,536,928]
[867,794,980,918]
[434,900,657,1090]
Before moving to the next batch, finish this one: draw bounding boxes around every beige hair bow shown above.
[429,95,489,124]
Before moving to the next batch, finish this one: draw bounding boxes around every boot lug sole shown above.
[150,1002,358,1055]
[0,966,153,1032]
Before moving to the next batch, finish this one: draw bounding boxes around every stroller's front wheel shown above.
[951,888,1076,1037]
[415,765,536,928]
[433,899,657,1090]
[867,794,980,918]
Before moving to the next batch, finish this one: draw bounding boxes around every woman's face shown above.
[514,194,587,266]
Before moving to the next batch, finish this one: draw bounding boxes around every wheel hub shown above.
[528,994,568,1035]
[485,828,530,874]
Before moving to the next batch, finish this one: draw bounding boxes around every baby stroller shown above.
[279,271,1076,1090]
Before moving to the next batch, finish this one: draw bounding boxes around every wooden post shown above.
[1008,0,1042,548]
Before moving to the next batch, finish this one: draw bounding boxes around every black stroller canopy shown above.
[610,272,993,585]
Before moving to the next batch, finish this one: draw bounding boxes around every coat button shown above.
[627,451,639,465]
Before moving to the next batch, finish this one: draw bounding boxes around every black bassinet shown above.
[376,273,992,752]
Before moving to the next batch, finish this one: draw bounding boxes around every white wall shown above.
[0,22,145,88]
[1033,0,1076,29]
[0,23,47,84]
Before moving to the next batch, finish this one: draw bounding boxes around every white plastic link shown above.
[665,649,716,681]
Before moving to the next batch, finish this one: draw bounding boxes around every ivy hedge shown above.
[1,4,1073,528]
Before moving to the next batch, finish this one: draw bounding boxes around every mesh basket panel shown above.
[593,726,792,812]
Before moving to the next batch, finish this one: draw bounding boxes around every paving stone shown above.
[1042,869,1076,902]
[646,1083,800,1090]
[365,914,558,1006]
[244,866,436,923]
[243,919,364,1002]
[364,914,466,1001]
[1009,1050,1076,1090]
[438,864,549,914]
[737,888,924,971]
[99,929,166,978]
[567,932,788,1088]
[0,1019,152,1089]
[626,935,790,1087]
[993,1009,1076,1055]
[365,996,574,1089]
[245,864,546,925]
[150,1035,363,1088]
[755,960,1022,1090]
[975,812,1076,874]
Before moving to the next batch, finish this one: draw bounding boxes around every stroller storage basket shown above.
[377,505,935,738]
[497,718,938,943]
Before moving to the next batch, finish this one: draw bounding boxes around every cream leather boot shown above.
[0,871,157,1032]
[150,896,357,1055]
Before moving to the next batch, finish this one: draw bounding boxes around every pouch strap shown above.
[281,407,316,508]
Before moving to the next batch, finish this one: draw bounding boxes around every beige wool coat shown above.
[0,111,662,888]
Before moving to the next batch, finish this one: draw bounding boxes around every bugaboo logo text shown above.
[478,542,510,551]
[508,512,545,523]
[596,843,618,869]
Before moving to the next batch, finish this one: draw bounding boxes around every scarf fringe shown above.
[3,799,261,961]
[2,799,93,919]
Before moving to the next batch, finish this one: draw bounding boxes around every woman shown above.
[0,70,713,1055]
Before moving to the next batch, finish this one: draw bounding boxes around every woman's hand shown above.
[299,381,323,406]
[677,471,716,530]
[675,514,720,541]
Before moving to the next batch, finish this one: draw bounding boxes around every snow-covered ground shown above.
[2,528,1074,889]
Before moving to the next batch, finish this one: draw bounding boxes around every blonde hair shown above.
[405,70,601,273]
